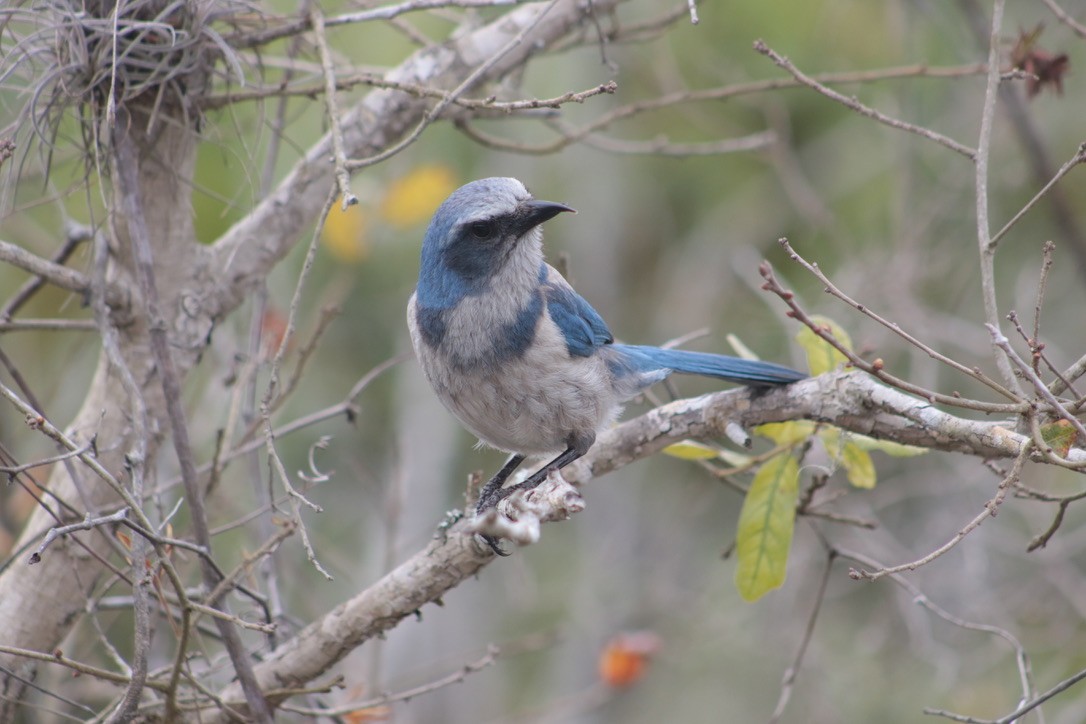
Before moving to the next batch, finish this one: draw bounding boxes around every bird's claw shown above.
[479,533,511,557]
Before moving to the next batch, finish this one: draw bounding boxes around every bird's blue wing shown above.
[541,266,613,358]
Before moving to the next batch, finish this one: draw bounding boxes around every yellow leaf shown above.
[841,441,876,489]
[662,440,720,460]
[321,198,369,263]
[820,428,881,489]
[725,333,758,361]
[848,434,927,458]
[735,453,799,602]
[755,421,815,446]
[795,314,852,375]
[718,448,755,467]
[823,426,926,460]
[380,165,458,229]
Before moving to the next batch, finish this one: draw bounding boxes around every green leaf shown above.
[735,453,799,602]
[795,314,852,375]
[755,421,815,446]
[662,440,720,460]
[1040,420,1078,457]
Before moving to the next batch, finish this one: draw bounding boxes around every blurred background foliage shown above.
[3,0,1086,721]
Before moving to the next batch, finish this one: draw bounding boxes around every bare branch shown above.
[760,253,1026,414]
[989,324,1086,446]
[209,0,619,317]
[27,508,130,566]
[1040,0,1086,39]
[768,549,836,724]
[990,142,1086,250]
[0,239,109,303]
[753,40,977,159]
[309,5,357,209]
[112,117,272,722]
[775,238,1019,402]
[210,370,1083,717]
[0,223,92,320]
[849,441,1029,581]
[345,0,563,172]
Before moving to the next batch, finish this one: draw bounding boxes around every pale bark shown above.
[0,0,618,714]
[206,370,1051,720]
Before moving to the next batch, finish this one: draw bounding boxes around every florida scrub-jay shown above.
[407,178,804,552]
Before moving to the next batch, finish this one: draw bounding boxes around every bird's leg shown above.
[474,435,593,556]
[474,453,526,557]
[475,454,527,514]
[492,432,595,506]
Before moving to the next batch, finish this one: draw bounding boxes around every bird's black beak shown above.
[515,199,575,235]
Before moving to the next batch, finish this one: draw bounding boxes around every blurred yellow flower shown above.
[380,165,457,229]
[321,198,369,263]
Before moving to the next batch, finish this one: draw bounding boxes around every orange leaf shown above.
[598,631,662,689]
[343,706,390,723]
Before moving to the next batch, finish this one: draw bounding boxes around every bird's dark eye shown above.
[469,221,495,240]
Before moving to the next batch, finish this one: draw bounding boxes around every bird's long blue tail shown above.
[614,344,806,386]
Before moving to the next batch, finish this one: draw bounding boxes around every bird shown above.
[407,177,805,554]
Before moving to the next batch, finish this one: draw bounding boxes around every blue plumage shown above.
[543,270,613,358]
[407,177,804,553]
[611,344,807,386]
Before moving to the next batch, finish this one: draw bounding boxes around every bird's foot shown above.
[468,470,585,554]
[480,534,511,557]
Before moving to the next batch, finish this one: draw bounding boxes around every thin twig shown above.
[685,0,698,25]
[989,143,1086,250]
[972,0,1020,393]
[989,324,1086,446]
[776,238,1019,402]
[27,508,130,565]
[1040,0,1086,39]
[926,666,1086,723]
[259,190,334,579]
[1006,310,1075,395]
[0,238,109,301]
[849,441,1030,581]
[229,0,521,49]
[203,73,617,112]
[759,255,1025,414]
[0,318,96,332]
[1034,241,1055,364]
[768,549,836,724]
[457,63,990,156]
[753,40,976,159]
[294,645,502,716]
[309,6,357,209]
[346,0,562,172]
[0,644,167,690]
[112,119,273,723]
[0,224,92,320]
[836,547,1037,714]
[0,441,95,476]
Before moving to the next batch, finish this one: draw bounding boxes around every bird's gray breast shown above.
[408,293,619,456]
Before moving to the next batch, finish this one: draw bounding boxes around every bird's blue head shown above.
[415,177,574,309]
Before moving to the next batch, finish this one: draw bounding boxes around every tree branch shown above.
[211,370,1072,717]
[207,0,619,315]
